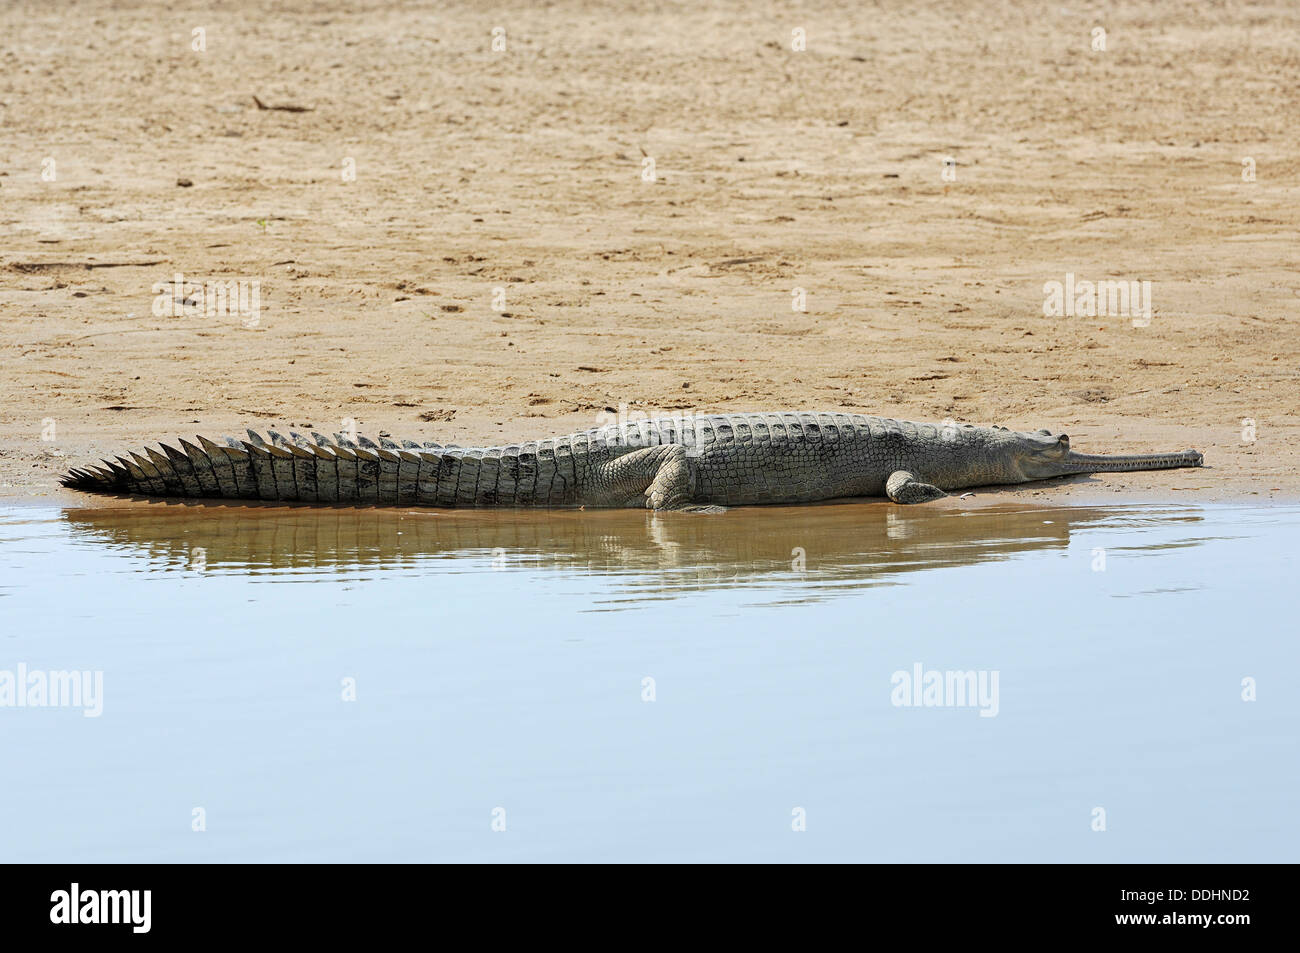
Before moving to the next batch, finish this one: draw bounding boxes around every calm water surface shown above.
[0,500,1295,862]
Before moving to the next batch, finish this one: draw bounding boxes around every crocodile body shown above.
[60,412,1203,507]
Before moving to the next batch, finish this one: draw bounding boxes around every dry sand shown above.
[2,0,1297,507]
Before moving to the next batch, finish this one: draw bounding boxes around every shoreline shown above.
[4,480,1296,512]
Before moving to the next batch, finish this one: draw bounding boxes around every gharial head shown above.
[997,427,1075,480]
[993,425,1203,481]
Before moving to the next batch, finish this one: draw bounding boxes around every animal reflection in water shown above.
[61,502,1201,604]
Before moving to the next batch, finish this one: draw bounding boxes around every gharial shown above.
[60,412,1204,509]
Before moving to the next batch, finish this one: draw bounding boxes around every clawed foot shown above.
[647,500,726,514]
[886,470,947,504]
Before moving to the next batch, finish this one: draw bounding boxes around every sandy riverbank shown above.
[2,0,1296,507]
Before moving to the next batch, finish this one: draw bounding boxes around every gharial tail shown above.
[60,430,451,503]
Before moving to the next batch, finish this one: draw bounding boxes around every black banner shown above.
[1,864,1276,939]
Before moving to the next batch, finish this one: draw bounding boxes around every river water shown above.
[0,500,1295,861]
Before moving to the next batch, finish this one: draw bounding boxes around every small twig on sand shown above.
[252,95,314,113]
[9,260,166,273]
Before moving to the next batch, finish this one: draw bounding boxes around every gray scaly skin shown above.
[60,412,1204,508]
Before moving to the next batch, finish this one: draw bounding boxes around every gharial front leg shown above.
[593,445,701,510]
[885,470,947,504]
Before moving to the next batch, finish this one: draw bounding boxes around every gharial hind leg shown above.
[594,445,721,511]
[886,470,947,504]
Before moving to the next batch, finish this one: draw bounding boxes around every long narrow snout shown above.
[1059,449,1203,473]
